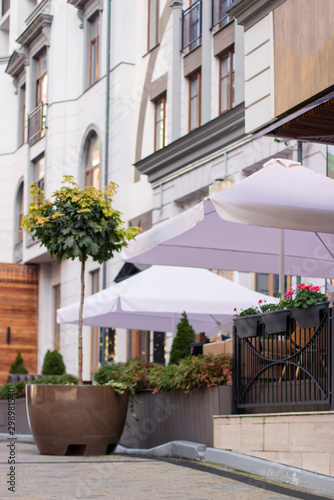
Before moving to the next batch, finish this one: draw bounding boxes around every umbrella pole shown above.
[279,229,285,295]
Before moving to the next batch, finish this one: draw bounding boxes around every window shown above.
[53,285,61,351]
[85,133,100,188]
[189,71,201,131]
[16,182,24,245]
[211,0,232,30]
[256,273,291,296]
[148,0,159,50]
[1,0,10,16]
[28,49,47,144]
[89,12,100,85]
[327,145,334,180]
[33,155,45,191]
[182,0,201,52]
[90,270,100,373]
[154,93,166,151]
[219,48,234,114]
[20,84,26,146]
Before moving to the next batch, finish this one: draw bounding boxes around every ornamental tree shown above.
[22,176,138,384]
[169,311,195,365]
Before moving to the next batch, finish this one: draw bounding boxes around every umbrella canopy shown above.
[121,159,334,279]
[57,265,276,336]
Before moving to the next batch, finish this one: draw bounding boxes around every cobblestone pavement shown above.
[0,442,332,500]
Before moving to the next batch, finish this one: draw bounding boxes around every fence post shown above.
[330,308,334,411]
[232,325,238,414]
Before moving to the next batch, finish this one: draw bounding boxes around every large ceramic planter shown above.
[292,301,330,329]
[26,385,129,456]
[234,315,261,338]
[261,309,291,334]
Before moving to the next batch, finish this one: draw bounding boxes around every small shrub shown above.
[41,350,66,375]
[94,358,152,390]
[0,374,78,400]
[9,352,28,374]
[169,312,195,365]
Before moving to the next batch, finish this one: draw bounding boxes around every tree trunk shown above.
[78,255,86,385]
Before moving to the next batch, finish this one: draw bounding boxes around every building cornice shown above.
[26,0,50,25]
[135,103,245,184]
[16,14,53,47]
[228,0,286,31]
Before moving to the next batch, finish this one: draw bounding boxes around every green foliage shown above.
[9,352,28,374]
[169,312,195,365]
[0,374,78,400]
[21,176,138,265]
[94,357,152,391]
[150,354,233,393]
[258,301,279,313]
[41,350,66,375]
[234,306,259,318]
[292,284,328,310]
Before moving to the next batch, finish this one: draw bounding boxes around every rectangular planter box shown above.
[0,398,31,435]
[120,385,232,449]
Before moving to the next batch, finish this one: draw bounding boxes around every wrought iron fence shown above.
[181,0,202,52]
[233,308,333,412]
[28,102,46,145]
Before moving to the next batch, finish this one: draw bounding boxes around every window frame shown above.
[84,133,100,188]
[16,182,24,245]
[219,47,235,115]
[148,0,160,51]
[19,83,26,146]
[32,154,45,192]
[154,92,167,151]
[89,11,100,86]
[188,70,201,132]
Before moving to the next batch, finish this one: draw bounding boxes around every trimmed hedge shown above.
[0,374,78,400]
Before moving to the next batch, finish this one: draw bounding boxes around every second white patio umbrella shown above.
[57,265,275,336]
[121,159,334,287]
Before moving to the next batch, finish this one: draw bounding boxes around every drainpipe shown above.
[101,0,112,365]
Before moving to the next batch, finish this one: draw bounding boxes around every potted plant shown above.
[233,306,261,338]
[258,297,292,334]
[21,176,137,455]
[290,283,329,329]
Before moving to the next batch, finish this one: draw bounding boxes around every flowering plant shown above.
[234,306,259,318]
[291,283,327,310]
[257,299,279,313]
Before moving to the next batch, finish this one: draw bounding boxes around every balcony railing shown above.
[1,0,10,16]
[181,0,202,52]
[28,102,46,145]
[233,308,333,413]
[211,0,233,29]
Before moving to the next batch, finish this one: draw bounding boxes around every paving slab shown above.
[0,441,333,500]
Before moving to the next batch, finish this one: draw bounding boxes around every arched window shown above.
[17,182,24,244]
[85,133,100,188]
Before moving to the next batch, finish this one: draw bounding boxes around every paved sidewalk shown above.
[1,442,333,500]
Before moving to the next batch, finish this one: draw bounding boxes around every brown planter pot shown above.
[26,385,129,456]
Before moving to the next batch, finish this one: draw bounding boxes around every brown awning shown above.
[253,91,334,144]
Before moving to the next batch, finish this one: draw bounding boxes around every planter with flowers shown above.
[258,297,293,334]
[290,284,329,329]
[233,306,262,338]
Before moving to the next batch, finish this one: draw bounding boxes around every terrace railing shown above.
[233,308,333,413]
[211,0,232,29]
[181,0,202,52]
[28,102,46,145]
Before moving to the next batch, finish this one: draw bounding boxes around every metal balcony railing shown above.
[211,0,233,29]
[181,0,202,52]
[233,308,333,413]
[28,102,46,145]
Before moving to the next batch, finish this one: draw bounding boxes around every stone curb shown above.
[2,434,333,496]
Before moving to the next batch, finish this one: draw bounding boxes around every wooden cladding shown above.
[0,263,38,384]
[274,0,334,117]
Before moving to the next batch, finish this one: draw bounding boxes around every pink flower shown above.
[311,285,320,291]
[284,291,293,297]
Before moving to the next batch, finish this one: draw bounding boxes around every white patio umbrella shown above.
[57,265,276,336]
[121,159,334,288]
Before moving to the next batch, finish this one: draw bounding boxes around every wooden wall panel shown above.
[0,264,38,384]
[274,0,334,116]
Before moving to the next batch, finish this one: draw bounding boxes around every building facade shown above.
[0,0,329,379]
